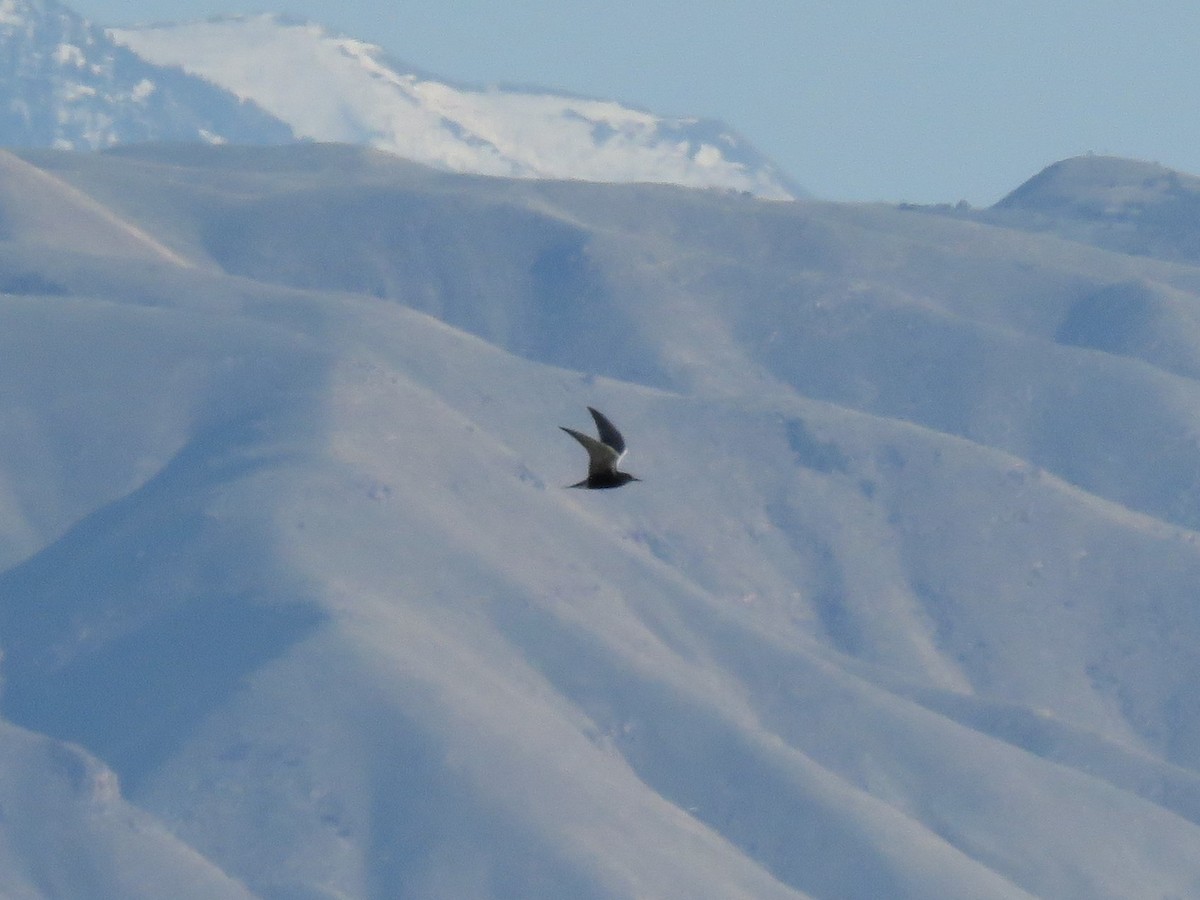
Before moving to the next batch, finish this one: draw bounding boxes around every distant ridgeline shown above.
[0,0,801,198]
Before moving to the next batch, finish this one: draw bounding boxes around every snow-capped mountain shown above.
[0,0,801,197]
[0,0,292,149]
[108,13,801,199]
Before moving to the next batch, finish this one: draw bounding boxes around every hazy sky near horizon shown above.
[69,0,1200,204]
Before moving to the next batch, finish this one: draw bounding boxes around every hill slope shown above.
[2,145,1200,898]
[987,154,1200,265]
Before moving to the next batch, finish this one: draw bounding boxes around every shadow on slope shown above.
[482,588,1012,900]
[0,721,258,900]
[480,562,1200,900]
[199,185,669,389]
[0,419,327,791]
[902,685,1200,828]
[361,713,611,900]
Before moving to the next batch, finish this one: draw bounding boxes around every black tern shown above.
[560,407,641,489]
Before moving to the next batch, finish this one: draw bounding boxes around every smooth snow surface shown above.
[2,143,1200,898]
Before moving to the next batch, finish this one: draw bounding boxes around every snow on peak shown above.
[0,1,294,149]
[110,14,799,199]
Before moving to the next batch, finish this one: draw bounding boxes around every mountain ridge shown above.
[0,0,802,198]
[108,12,801,199]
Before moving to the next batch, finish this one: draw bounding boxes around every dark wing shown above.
[586,407,627,457]
[560,426,620,476]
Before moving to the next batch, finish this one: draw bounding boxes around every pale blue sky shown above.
[70,0,1200,204]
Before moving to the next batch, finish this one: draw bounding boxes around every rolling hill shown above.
[1,143,1199,898]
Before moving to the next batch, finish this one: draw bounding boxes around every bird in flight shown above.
[560,407,641,489]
